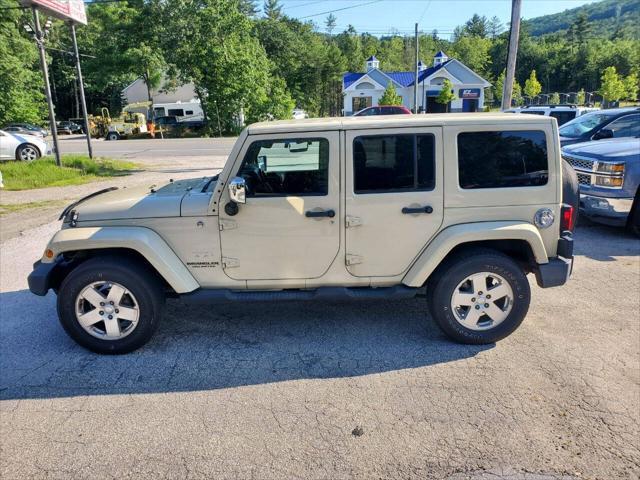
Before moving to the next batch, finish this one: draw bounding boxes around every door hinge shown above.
[219,219,237,231]
[222,257,240,268]
[346,254,363,266]
[345,215,362,228]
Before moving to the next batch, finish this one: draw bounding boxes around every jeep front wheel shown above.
[428,249,531,344]
[57,256,164,354]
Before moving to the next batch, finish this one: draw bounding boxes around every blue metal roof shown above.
[434,50,447,58]
[343,60,453,89]
[366,55,378,61]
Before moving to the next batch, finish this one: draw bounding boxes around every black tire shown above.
[16,143,41,162]
[106,132,120,141]
[427,248,531,345]
[57,256,164,354]
[626,190,640,237]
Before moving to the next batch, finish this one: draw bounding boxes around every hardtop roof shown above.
[246,113,557,135]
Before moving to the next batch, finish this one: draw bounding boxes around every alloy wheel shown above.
[75,281,140,340]
[450,272,514,331]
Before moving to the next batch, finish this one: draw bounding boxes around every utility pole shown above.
[69,22,93,159]
[414,23,419,113]
[32,7,61,166]
[502,0,522,111]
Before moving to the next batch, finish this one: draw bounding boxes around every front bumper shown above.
[28,260,58,296]
[580,193,633,226]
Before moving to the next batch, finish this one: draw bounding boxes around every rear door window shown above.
[353,134,435,193]
[549,111,576,125]
[168,109,184,116]
[457,130,548,189]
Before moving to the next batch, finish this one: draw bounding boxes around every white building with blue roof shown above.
[342,52,491,115]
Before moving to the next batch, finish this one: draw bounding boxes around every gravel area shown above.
[0,215,638,479]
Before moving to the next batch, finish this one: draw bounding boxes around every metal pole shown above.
[501,0,522,111]
[33,7,61,166]
[69,22,93,159]
[413,23,419,113]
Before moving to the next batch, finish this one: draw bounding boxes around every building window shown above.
[352,97,372,112]
[353,134,435,193]
[239,138,329,197]
[457,130,548,189]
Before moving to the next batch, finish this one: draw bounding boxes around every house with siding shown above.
[342,51,491,115]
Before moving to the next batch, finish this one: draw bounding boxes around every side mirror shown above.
[228,176,246,204]
[593,128,614,140]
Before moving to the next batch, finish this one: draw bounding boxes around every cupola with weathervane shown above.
[365,55,380,71]
[433,51,448,67]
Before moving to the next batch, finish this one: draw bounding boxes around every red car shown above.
[354,105,412,116]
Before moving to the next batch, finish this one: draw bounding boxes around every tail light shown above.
[561,204,575,233]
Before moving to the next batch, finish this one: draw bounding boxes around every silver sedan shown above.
[0,129,51,162]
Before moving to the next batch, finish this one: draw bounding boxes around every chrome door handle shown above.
[402,206,433,214]
[305,209,335,218]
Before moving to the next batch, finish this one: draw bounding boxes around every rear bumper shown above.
[580,193,633,226]
[534,234,573,288]
[27,260,57,296]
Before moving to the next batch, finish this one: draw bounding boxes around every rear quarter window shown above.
[457,130,548,189]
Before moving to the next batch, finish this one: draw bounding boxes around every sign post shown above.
[21,0,89,162]
[69,22,93,158]
[31,7,61,166]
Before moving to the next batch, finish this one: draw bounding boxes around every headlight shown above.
[595,176,624,187]
[597,162,625,174]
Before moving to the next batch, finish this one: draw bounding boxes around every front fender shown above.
[42,226,199,294]
[402,221,549,287]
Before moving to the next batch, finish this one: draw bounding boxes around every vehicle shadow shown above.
[574,221,639,261]
[0,290,491,401]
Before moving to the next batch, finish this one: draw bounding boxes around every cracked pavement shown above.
[1,168,639,478]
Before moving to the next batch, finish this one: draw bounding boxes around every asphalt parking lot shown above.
[1,213,639,478]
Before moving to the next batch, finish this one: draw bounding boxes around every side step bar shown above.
[180,285,421,304]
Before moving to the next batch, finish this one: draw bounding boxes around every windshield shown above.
[559,111,618,138]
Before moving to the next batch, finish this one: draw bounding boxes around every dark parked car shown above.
[56,121,82,135]
[4,123,48,137]
[354,105,412,116]
[559,107,640,146]
[562,138,640,234]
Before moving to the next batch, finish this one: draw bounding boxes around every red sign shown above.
[20,0,87,25]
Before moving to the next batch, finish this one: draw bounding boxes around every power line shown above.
[298,0,384,19]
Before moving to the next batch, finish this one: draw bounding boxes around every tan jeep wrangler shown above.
[28,114,576,354]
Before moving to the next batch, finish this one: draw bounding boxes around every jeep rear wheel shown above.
[57,256,164,354]
[106,131,120,141]
[428,249,531,344]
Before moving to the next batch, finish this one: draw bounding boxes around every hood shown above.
[562,138,640,161]
[10,132,46,144]
[69,177,210,223]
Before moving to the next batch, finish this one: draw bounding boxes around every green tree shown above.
[0,2,46,125]
[623,72,639,101]
[523,69,542,100]
[325,13,337,35]
[239,0,259,16]
[378,83,402,105]
[463,14,488,38]
[487,16,503,39]
[576,88,586,105]
[494,70,523,106]
[160,0,294,132]
[600,66,626,102]
[263,0,282,20]
[436,79,457,111]
[549,92,560,104]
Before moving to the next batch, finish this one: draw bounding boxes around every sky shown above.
[276,0,601,37]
